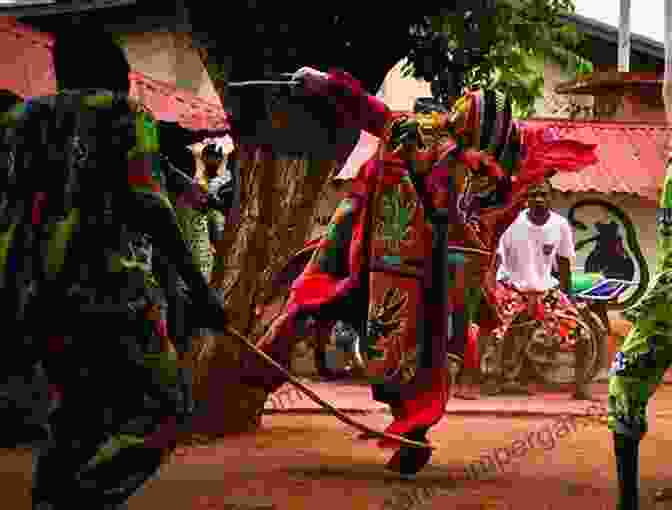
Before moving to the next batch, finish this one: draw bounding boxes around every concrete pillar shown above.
[664,0,672,122]
[618,0,631,72]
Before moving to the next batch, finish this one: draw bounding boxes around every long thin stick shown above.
[224,326,434,450]
[446,245,492,257]
[227,80,299,88]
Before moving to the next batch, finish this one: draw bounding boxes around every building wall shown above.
[536,59,593,119]
[0,19,223,112]
[120,30,221,105]
[553,191,656,277]
[377,59,431,111]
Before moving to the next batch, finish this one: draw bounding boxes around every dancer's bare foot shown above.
[385,428,432,476]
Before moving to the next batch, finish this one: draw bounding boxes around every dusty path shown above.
[4,386,672,509]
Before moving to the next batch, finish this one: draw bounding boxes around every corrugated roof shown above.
[129,72,228,130]
[336,119,671,202]
[530,119,671,202]
[0,1,137,17]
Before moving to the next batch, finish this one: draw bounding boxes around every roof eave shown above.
[560,13,664,61]
[554,71,663,95]
[1,0,137,17]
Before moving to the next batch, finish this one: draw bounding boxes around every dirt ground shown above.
[4,386,672,509]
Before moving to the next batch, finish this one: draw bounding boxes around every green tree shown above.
[401,1,583,117]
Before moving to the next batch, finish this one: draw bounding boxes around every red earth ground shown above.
[4,382,672,509]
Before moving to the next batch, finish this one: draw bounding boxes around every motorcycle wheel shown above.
[576,307,609,382]
[526,312,602,386]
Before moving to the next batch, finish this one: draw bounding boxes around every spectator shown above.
[484,179,592,400]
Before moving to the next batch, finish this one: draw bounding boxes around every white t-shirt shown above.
[496,209,575,292]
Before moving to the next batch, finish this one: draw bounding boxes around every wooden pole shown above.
[618,0,631,72]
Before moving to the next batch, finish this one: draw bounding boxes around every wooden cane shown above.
[223,326,434,450]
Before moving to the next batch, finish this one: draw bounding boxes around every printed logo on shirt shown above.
[542,243,554,256]
[4,148,15,177]
[658,208,672,238]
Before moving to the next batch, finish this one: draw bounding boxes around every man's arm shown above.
[293,67,391,138]
[131,191,228,332]
[557,218,576,294]
[495,229,509,278]
[124,104,227,332]
[556,256,571,294]
[494,253,502,277]
[486,234,506,294]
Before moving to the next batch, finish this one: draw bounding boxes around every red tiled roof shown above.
[336,119,672,200]
[528,119,671,202]
[0,17,56,98]
[128,72,229,131]
[337,119,671,201]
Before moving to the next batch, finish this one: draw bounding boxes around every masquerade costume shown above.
[0,92,52,446]
[0,91,228,509]
[607,160,672,509]
[244,69,597,474]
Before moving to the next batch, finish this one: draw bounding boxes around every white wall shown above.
[378,59,432,111]
[553,191,656,277]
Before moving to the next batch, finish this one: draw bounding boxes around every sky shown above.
[574,0,664,43]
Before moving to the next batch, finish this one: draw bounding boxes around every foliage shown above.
[401,0,581,118]
[191,3,586,118]
[205,60,228,83]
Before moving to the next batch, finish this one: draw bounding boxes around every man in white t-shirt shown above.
[485,180,592,399]
[497,183,575,294]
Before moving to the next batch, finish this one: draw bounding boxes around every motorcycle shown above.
[480,272,637,387]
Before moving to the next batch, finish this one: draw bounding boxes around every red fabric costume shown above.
[243,70,598,459]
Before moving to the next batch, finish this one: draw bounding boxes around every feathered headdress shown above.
[447,89,598,192]
[512,122,598,193]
